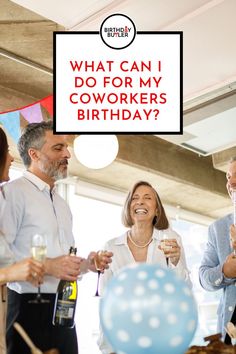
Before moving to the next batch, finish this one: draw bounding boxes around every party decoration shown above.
[20,103,43,123]
[0,95,53,144]
[40,95,53,117]
[73,135,119,169]
[0,111,20,143]
[100,263,198,354]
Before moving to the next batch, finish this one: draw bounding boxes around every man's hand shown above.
[45,255,84,280]
[222,253,236,278]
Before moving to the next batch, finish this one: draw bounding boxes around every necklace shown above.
[128,231,153,249]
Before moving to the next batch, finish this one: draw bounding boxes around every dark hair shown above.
[17,121,53,167]
[122,180,169,230]
[0,127,8,181]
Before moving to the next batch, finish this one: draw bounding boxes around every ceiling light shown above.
[73,135,119,169]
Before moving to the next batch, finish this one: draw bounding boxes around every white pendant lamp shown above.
[73,135,119,169]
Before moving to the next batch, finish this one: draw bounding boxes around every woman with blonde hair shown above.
[0,127,44,354]
[98,180,191,354]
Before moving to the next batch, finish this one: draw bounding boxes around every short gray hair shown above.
[18,121,53,167]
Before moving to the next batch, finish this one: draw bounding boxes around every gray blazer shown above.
[199,213,236,339]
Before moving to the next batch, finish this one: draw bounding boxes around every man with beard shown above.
[1,121,112,354]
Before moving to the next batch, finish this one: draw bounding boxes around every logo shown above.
[100,14,136,50]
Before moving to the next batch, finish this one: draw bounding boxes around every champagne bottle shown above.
[53,246,78,328]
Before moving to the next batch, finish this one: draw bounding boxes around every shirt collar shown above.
[115,232,128,245]
[23,170,56,194]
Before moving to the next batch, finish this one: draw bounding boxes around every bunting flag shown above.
[20,103,43,124]
[0,111,20,143]
[40,95,53,117]
[0,95,53,144]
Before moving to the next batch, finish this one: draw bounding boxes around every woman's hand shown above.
[0,258,45,286]
[159,239,181,266]
[87,251,113,273]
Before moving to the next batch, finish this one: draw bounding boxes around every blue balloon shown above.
[100,263,198,354]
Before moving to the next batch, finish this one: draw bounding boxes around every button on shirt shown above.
[0,171,75,294]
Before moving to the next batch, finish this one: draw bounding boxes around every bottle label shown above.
[69,283,77,300]
[55,300,75,319]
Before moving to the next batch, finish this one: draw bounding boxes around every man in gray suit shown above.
[199,157,236,343]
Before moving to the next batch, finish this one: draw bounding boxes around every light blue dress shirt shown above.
[0,171,75,294]
[199,213,236,339]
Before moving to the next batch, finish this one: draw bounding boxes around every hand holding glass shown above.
[29,234,48,303]
[94,250,106,297]
[160,230,173,266]
[159,230,175,266]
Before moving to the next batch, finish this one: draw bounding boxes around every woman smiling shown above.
[98,180,191,354]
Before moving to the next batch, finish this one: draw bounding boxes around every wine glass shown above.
[94,250,106,297]
[159,229,175,266]
[29,234,49,304]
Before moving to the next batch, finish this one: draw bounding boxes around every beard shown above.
[39,158,68,181]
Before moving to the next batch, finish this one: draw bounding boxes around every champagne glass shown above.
[159,229,174,266]
[29,234,49,304]
[94,250,106,297]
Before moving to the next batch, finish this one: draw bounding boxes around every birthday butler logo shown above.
[54,14,182,134]
[100,14,136,49]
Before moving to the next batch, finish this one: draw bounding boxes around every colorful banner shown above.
[41,95,53,117]
[0,95,53,143]
[0,111,21,143]
[20,103,43,124]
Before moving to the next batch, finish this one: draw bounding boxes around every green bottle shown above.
[52,247,78,328]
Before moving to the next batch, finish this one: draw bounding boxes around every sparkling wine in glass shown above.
[29,234,49,304]
[159,230,174,266]
[94,250,106,297]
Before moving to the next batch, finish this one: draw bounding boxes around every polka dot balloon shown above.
[100,263,198,354]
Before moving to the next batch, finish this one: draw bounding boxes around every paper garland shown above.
[0,111,20,143]
[0,95,53,143]
[40,95,53,117]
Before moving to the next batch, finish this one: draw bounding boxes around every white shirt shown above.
[0,171,75,294]
[98,228,191,354]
